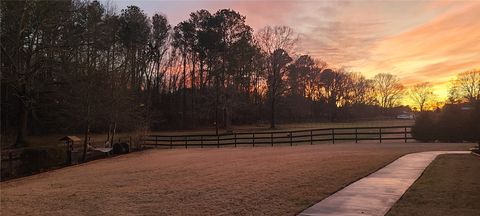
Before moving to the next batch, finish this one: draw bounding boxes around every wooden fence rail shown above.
[142,126,414,149]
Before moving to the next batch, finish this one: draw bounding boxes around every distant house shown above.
[443,103,474,112]
[396,111,414,120]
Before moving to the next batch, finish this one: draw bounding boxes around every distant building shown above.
[396,111,414,120]
[443,103,474,112]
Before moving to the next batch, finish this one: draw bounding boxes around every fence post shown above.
[355,128,358,143]
[404,127,408,143]
[332,129,335,144]
[234,134,237,147]
[271,133,274,147]
[380,128,383,143]
[253,133,255,147]
[170,136,173,149]
[155,136,158,145]
[310,130,313,145]
[290,132,293,146]
[217,135,220,148]
[201,136,203,148]
[185,136,188,149]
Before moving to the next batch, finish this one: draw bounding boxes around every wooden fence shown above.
[142,125,414,149]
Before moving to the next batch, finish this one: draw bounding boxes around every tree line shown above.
[1,0,479,147]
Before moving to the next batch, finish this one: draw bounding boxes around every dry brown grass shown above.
[151,119,414,135]
[387,154,480,216]
[1,142,473,216]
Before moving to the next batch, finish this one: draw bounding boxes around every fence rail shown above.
[142,126,413,149]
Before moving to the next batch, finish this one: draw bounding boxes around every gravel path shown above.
[1,143,473,216]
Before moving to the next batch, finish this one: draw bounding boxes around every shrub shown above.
[412,112,437,142]
[436,105,469,142]
[465,101,480,143]
[20,146,66,174]
[413,101,480,143]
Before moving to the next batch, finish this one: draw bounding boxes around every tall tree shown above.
[267,49,292,128]
[213,9,254,129]
[173,21,195,127]
[373,73,404,108]
[256,26,297,128]
[287,55,315,97]
[409,82,435,111]
[149,13,171,94]
[349,73,375,106]
[319,69,351,120]
[449,69,480,103]
[118,5,150,92]
[1,0,72,146]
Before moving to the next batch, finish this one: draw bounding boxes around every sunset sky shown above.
[112,0,480,102]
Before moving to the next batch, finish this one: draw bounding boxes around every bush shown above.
[465,101,480,142]
[112,142,129,154]
[412,112,437,142]
[20,146,66,174]
[436,105,469,142]
[413,102,480,143]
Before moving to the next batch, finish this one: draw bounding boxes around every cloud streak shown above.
[356,2,480,98]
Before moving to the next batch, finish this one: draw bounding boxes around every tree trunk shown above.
[82,100,91,162]
[199,60,204,90]
[191,56,196,127]
[215,76,219,135]
[270,67,277,129]
[15,105,28,147]
[82,120,90,162]
[270,95,275,129]
[110,122,116,147]
[182,54,187,128]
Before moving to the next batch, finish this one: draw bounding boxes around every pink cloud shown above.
[360,2,480,83]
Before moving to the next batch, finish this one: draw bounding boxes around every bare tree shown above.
[373,73,404,108]
[409,82,435,111]
[449,69,480,103]
[349,73,375,106]
[319,69,352,120]
[267,49,292,128]
[256,26,297,128]
[256,26,298,55]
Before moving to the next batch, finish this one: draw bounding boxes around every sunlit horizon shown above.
[109,0,480,107]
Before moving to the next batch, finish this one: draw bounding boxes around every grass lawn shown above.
[1,142,473,216]
[387,154,480,216]
[240,119,413,130]
[152,119,414,135]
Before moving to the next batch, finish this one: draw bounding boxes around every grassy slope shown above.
[387,154,480,216]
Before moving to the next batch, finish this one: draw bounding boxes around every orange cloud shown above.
[355,2,480,99]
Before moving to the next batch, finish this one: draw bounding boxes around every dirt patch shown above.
[1,143,474,216]
[387,154,480,216]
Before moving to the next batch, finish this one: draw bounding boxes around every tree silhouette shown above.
[409,82,435,112]
[449,70,480,103]
[267,49,292,128]
[373,73,404,108]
